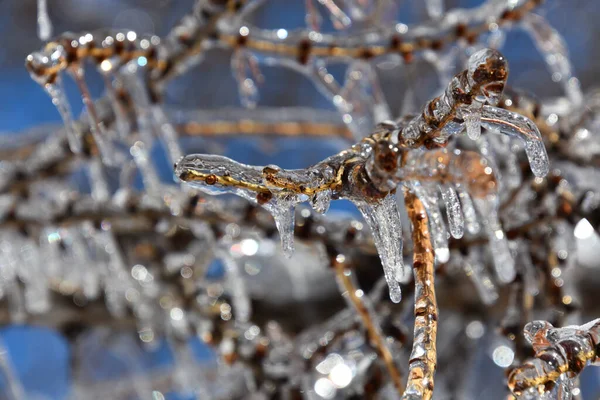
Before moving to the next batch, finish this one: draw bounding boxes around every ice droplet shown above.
[354,194,404,303]
[465,110,482,140]
[440,185,464,239]
[37,0,52,41]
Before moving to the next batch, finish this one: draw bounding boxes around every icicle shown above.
[425,0,444,19]
[439,184,464,239]
[311,189,331,214]
[218,249,251,323]
[271,195,297,258]
[89,158,111,202]
[354,194,404,303]
[412,183,449,264]
[465,110,482,140]
[68,64,116,165]
[120,63,164,194]
[231,49,263,109]
[457,187,481,235]
[130,140,162,195]
[516,241,539,297]
[464,250,498,305]
[37,0,52,41]
[481,105,550,178]
[101,73,131,139]
[474,195,515,283]
[42,76,83,153]
[151,105,183,165]
[96,225,130,317]
[309,167,334,214]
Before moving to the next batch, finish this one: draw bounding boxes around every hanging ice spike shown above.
[354,194,404,303]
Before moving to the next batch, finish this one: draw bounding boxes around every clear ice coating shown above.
[37,0,52,41]
[440,184,464,239]
[355,194,404,303]
[481,105,550,178]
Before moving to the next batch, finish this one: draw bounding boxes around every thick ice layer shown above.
[354,194,404,303]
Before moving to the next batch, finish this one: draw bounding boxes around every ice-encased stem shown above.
[481,105,550,178]
[355,194,404,303]
[403,190,438,400]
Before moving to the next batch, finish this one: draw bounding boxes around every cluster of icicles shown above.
[176,48,550,304]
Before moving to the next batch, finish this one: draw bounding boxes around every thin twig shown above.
[403,189,438,400]
[333,259,404,393]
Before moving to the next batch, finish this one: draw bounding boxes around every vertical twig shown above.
[403,189,438,400]
[333,258,404,393]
